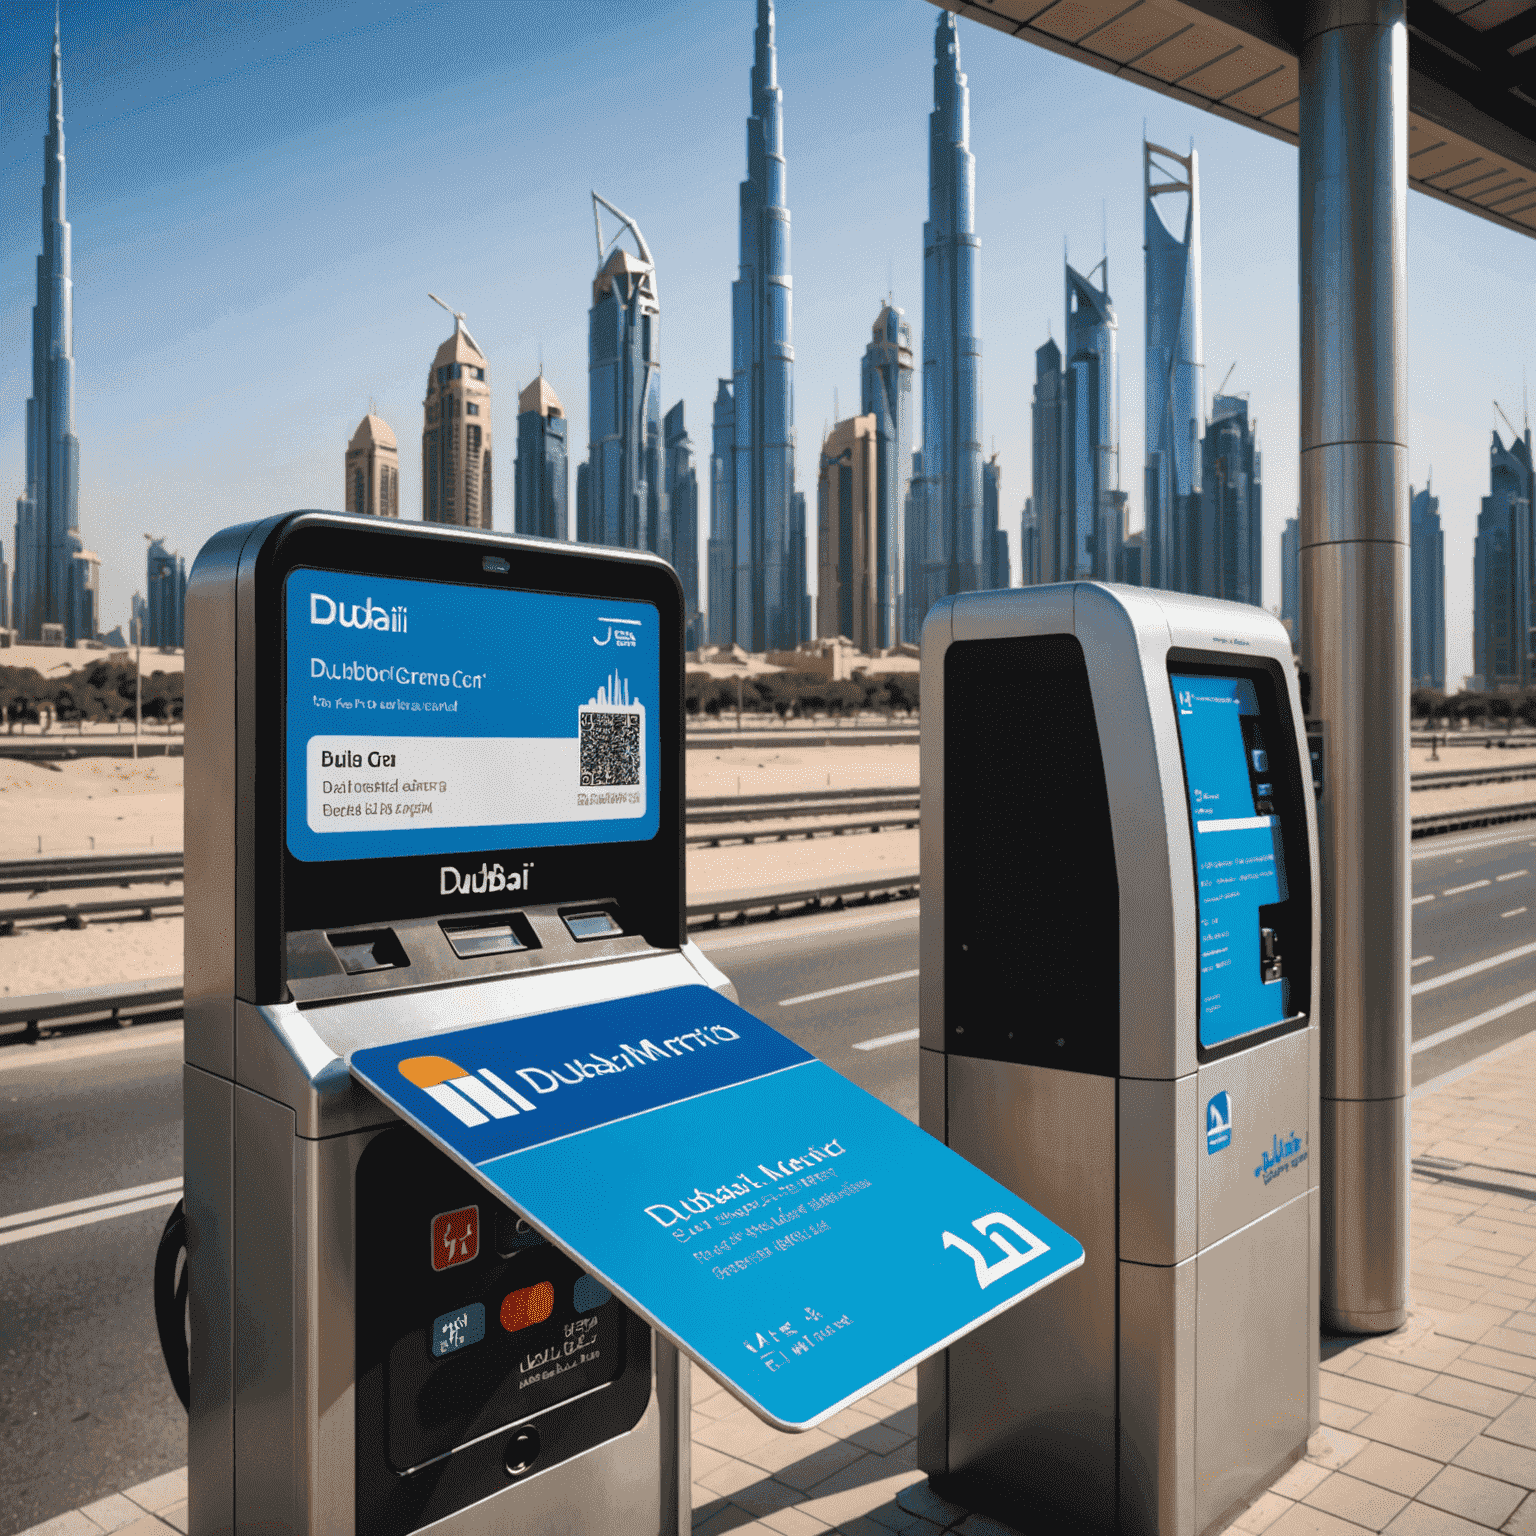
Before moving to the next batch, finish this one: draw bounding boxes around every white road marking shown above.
[1504,908,1528,919]
[1413,987,1536,1056]
[1412,939,1536,995]
[1497,870,1529,882]
[1443,880,1492,896]
[0,1181,183,1248]
[778,969,919,1007]
[0,1175,184,1232]
[1413,894,1435,906]
[853,1029,920,1052]
[1411,956,1435,968]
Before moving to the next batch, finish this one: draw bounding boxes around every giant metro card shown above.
[350,984,1084,1430]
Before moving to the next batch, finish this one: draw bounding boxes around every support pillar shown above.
[1299,0,1411,1334]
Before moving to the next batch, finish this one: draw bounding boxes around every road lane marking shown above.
[853,1029,920,1051]
[0,1187,183,1248]
[778,969,919,1007]
[1443,880,1491,896]
[1505,908,1529,919]
[1413,894,1435,906]
[1412,956,1435,968]
[1413,987,1536,1056]
[0,1175,184,1233]
[1412,939,1536,995]
[1498,870,1530,881]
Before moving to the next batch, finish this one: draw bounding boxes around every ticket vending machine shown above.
[185,512,1086,1536]
[916,584,1321,1536]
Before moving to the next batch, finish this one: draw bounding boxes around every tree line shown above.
[686,671,919,723]
[0,657,184,729]
[1413,688,1536,728]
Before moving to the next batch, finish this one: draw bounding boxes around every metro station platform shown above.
[17,1026,1536,1536]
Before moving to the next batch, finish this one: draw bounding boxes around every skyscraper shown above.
[1409,481,1446,690]
[1474,426,1535,690]
[860,300,914,647]
[917,10,984,622]
[1143,140,1204,594]
[1281,515,1301,650]
[983,454,1008,589]
[817,415,878,649]
[715,0,802,651]
[13,18,84,644]
[584,194,663,556]
[146,538,186,648]
[664,402,702,648]
[346,413,400,519]
[1030,338,1064,584]
[1198,394,1262,604]
[422,301,492,528]
[1020,496,1041,587]
[514,375,569,541]
[1063,260,1120,581]
[707,380,735,646]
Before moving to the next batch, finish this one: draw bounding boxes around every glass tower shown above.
[1198,394,1262,604]
[1029,338,1064,584]
[1474,427,1535,689]
[707,380,735,647]
[664,401,702,649]
[514,374,569,542]
[13,18,83,642]
[1063,261,1119,581]
[1409,481,1445,690]
[1144,140,1204,594]
[1280,515,1301,651]
[917,10,984,628]
[860,300,914,648]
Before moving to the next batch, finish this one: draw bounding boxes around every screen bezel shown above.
[1166,649,1312,1064]
[247,515,684,1003]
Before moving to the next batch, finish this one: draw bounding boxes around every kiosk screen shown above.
[285,569,660,863]
[1171,673,1293,1049]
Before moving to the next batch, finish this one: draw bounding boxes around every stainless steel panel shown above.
[949,583,1076,642]
[916,1048,948,1474]
[944,1056,1117,1529]
[185,1064,234,1536]
[1196,1031,1313,1251]
[919,1046,946,1144]
[1119,1256,1196,1536]
[1308,1187,1322,1432]
[655,1339,691,1536]
[1119,1073,1198,1266]
[919,596,954,1055]
[1321,1096,1408,1332]
[1195,1195,1313,1535]
[680,940,738,1004]
[232,1083,298,1533]
[1299,441,1407,546]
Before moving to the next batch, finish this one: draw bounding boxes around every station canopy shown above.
[938,0,1536,239]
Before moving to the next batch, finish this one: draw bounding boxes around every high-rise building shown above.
[1020,496,1041,587]
[583,194,663,556]
[790,491,810,643]
[707,380,735,646]
[860,301,914,647]
[817,415,879,649]
[1143,140,1204,594]
[664,402,702,648]
[903,451,927,640]
[13,19,85,644]
[915,10,984,629]
[1409,481,1446,690]
[1063,260,1120,581]
[68,530,99,643]
[0,540,10,632]
[982,454,1008,590]
[1197,394,1262,604]
[1030,338,1065,584]
[422,304,492,528]
[1474,426,1536,690]
[713,0,802,650]
[514,375,569,542]
[1280,515,1301,650]
[1122,530,1144,587]
[345,413,399,519]
[146,538,186,648]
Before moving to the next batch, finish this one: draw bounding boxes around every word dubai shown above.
[643,1140,849,1227]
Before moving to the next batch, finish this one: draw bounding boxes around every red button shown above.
[431,1205,479,1271]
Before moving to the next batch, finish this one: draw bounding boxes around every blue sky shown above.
[2,0,1532,685]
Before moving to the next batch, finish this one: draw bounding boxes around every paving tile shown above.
[1307,1428,1369,1470]
[1273,1461,1334,1500]
[1422,1374,1522,1417]
[1261,1503,1376,1535]
[105,1521,175,1536]
[1489,1397,1536,1451]
[1231,1492,1297,1533]
[794,1450,926,1530]
[77,1495,152,1534]
[1440,1357,1535,1395]
[1322,1400,1371,1432]
[952,1515,1027,1536]
[852,1499,916,1532]
[13,1515,111,1536]
[848,1422,913,1456]
[695,1443,736,1479]
[1416,1465,1525,1528]
[1351,1395,1490,1461]
[692,1506,755,1536]
[120,1470,186,1516]
[699,1455,780,1499]
[1505,1491,1536,1535]
[697,1410,798,1460]
[1303,1472,1409,1531]
[1468,1344,1536,1378]
[1324,1376,1397,1414]
[154,1505,186,1536]
[1486,1330,1536,1362]
[895,1480,969,1527]
[731,1477,811,1520]
[756,1507,833,1535]
[1337,1443,1442,1498]
[771,1439,870,1493]
[736,1428,842,1478]
[1381,1496,1496,1534]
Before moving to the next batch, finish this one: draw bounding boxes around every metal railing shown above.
[0,974,183,1043]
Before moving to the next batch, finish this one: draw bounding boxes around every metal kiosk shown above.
[184,512,711,1535]
[917,583,1321,1536]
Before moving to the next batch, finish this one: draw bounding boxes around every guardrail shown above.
[0,974,183,1044]
[0,893,185,934]
[0,850,185,896]
[0,736,183,761]
[1410,800,1536,839]
[685,872,919,925]
[1410,765,1536,790]
[688,813,919,847]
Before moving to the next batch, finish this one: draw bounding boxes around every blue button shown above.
[1251,749,1269,773]
[432,1302,486,1357]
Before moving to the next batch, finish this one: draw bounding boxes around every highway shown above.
[4,825,1536,1531]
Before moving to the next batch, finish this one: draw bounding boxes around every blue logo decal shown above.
[432,1301,485,1357]
[1255,1131,1306,1185]
[1206,1092,1232,1153]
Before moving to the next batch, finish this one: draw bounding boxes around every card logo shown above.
[1206,1091,1232,1153]
[941,1212,1049,1290]
[399,1054,539,1128]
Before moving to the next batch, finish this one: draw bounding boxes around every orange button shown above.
[501,1281,554,1333]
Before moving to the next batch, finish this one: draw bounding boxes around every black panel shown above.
[943,634,1119,1075]
[355,1126,651,1536]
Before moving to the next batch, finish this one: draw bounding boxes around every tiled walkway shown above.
[19,1031,1536,1536]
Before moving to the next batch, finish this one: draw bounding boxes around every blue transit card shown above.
[350,984,1084,1430]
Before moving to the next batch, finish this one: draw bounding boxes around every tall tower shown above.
[345,413,400,518]
[514,375,569,541]
[817,416,879,650]
[707,380,736,646]
[725,0,800,651]
[860,300,914,648]
[585,194,663,555]
[1474,426,1535,689]
[1409,481,1445,690]
[1144,140,1204,593]
[422,298,492,528]
[1030,337,1064,585]
[13,17,82,643]
[919,10,984,625]
[1064,260,1119,581]
[1199,393,1262,604]
[664,402,702,647]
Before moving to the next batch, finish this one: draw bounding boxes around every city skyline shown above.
[2,0,1532,684]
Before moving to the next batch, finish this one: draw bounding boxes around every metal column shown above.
[1299,0,1410,1333]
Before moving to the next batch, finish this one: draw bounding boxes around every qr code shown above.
[580,711,641,786]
